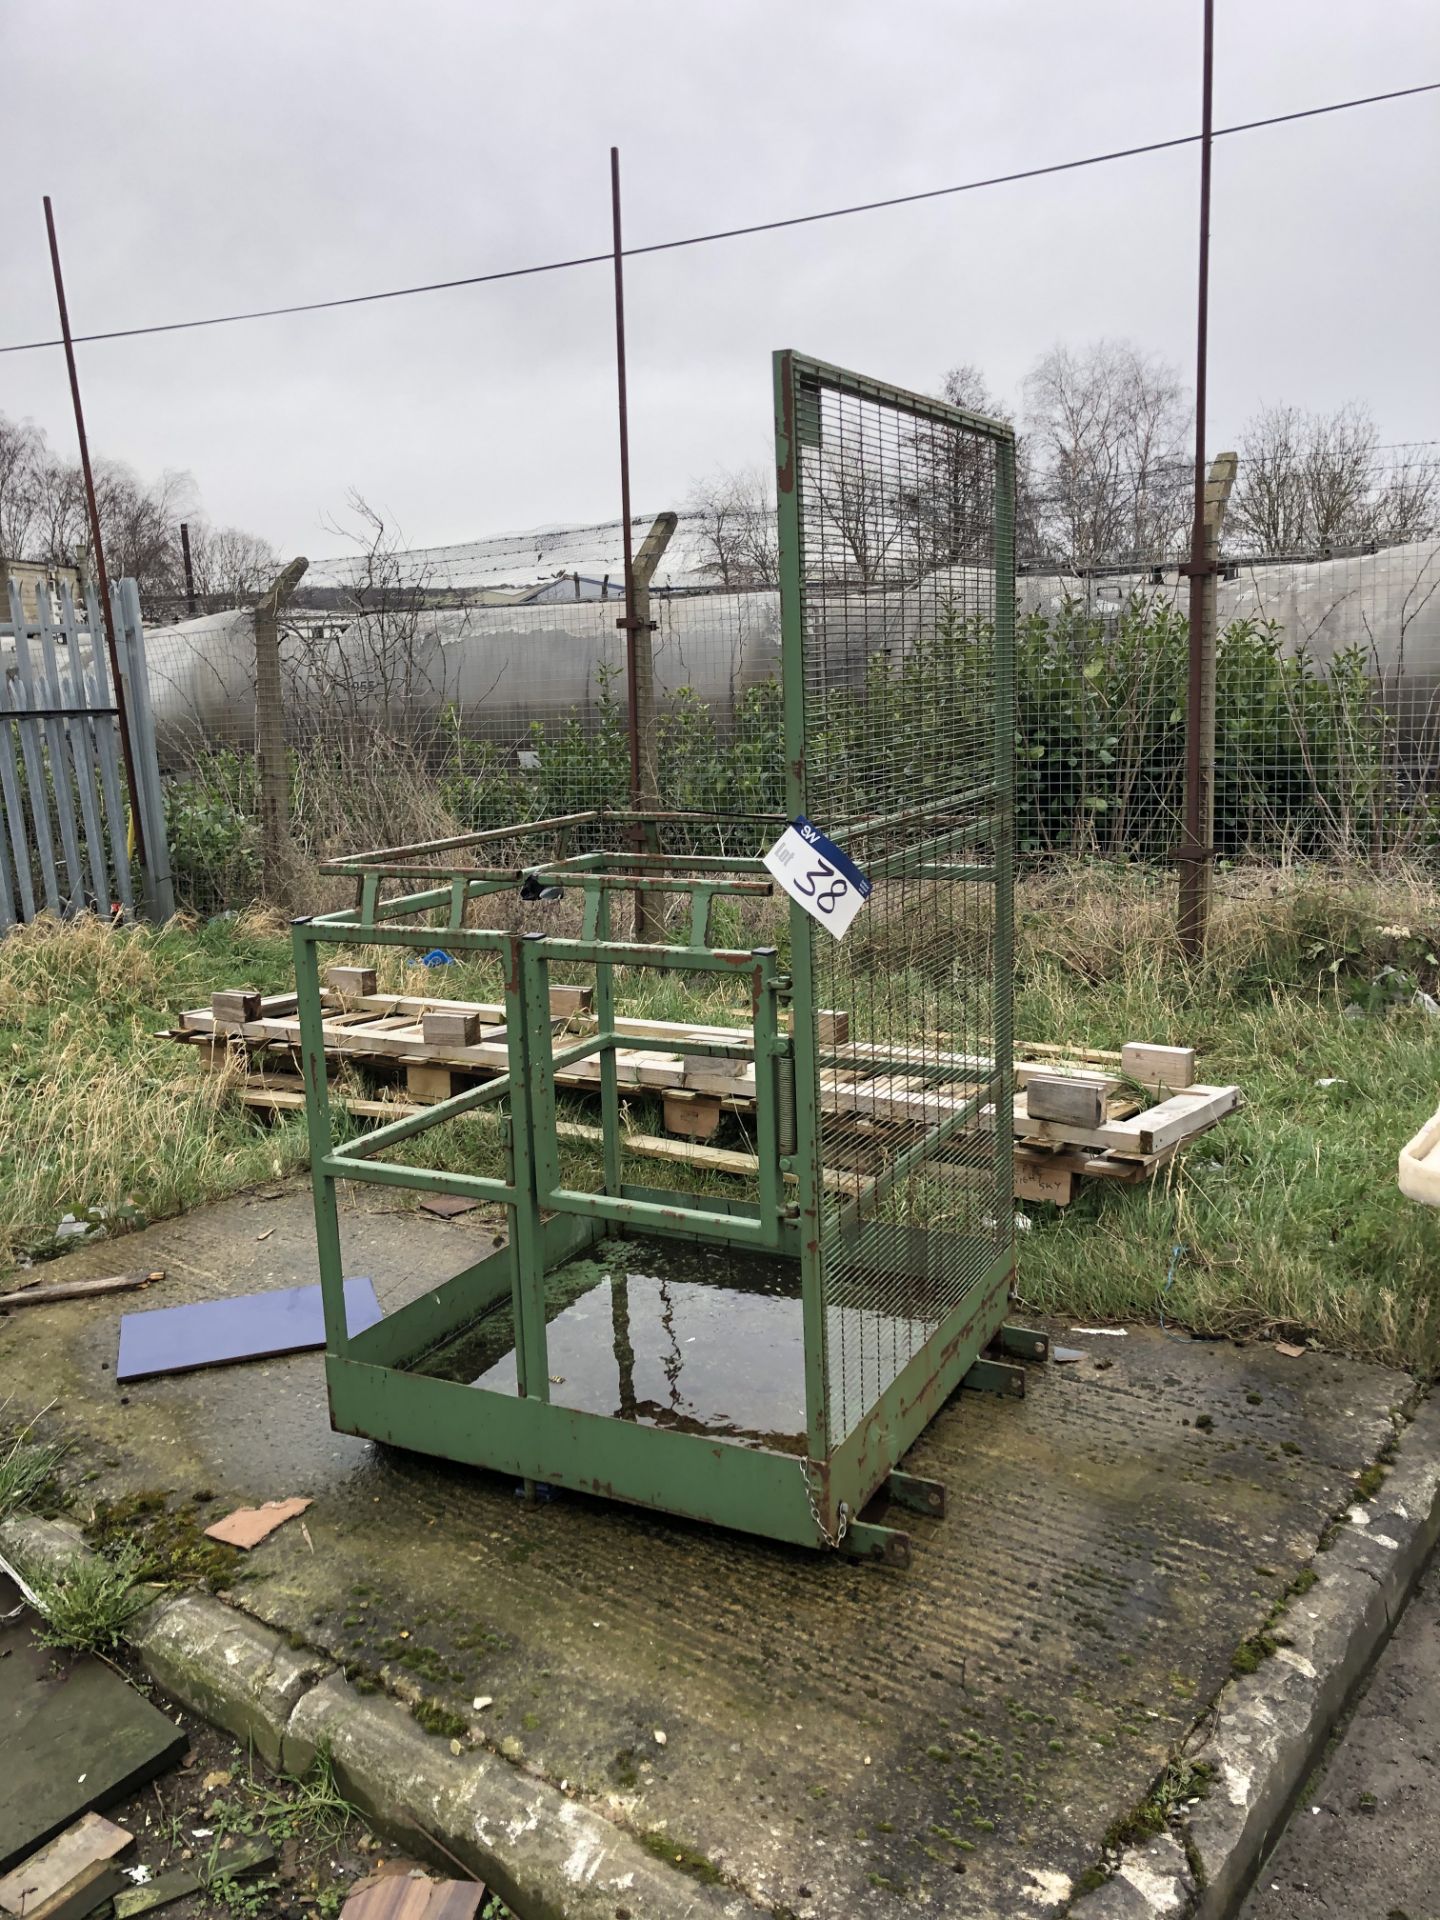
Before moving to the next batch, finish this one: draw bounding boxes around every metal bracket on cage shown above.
[961,1357,1026,1399]
[615,616,658,632]
[882,1470,947,1519]
[1169,843,1217,864]
[841,1519,913,1569]
[996,1324,1050,1363]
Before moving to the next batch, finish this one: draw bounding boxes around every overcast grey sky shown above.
[4,0,1437,556]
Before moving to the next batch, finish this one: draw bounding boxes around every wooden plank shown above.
[24,1859,128,1920]
[113,1868,202,1918]
[0,1270,165,1309]
[340,1874,484,1920]
[1012,1083,1237,1154]
[1112,1085,1241,1156]
[0,1813,133,1917]
[1121,1042,1196,1090]
[1024,1076,1107,1128]
[817,1009,850,1044]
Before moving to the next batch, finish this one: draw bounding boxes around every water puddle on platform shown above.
[465,1238,808,1454]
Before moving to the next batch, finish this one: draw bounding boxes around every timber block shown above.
[211,989,260,1024]
[325,965,378,997]
[549,985,594,1017]
[1025,1076,1106,1129]
[663,1091,723,1140]
[1121,1042,1196,1090]
[1013,1157,1075,1206]
[405,1064,456,1104]
[817,1009,850,1045]
[421,1009,481,1048]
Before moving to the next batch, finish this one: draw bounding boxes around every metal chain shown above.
[801,1462,849,1550]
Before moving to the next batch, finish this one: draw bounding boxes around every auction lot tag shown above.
[763,816,872,939]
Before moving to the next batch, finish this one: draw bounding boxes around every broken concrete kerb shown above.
[0,1513,757,1920]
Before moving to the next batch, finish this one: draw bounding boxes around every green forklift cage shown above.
[291,352,1030,1565]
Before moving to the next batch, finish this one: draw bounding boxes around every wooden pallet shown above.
[164,977,1240,1206]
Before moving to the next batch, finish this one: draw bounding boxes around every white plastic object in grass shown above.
[1399,1101,1440,1206]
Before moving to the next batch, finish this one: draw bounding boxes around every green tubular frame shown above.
[294,352,1016,1561]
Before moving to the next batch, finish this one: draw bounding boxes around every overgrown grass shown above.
[1011,862,1440,1373]
[0,1405,67,1518]
[4,862,1440,1375]
[0,911,310,1268]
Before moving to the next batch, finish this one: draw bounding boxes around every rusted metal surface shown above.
[1180,0,1216,957]
[42,195,147,867]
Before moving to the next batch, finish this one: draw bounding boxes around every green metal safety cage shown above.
[292,352,1032,1564]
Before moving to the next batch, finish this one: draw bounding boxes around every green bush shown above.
[161,595,1402,909]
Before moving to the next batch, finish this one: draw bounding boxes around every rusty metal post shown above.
[1178,0,1216,958]
[610,146,666,938]
[254,557,308,904]
[180,521,197,616]
[1183,453,1237,951]
[610,147,644,809]
[43,195,148,870]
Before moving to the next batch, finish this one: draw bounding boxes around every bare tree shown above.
[0,417,45,564]
[180,520,279,601]
[0,408,274,609]
[285,492,445,744]
[683,467,778,588]
[1023,340,1191,566]
[1229,402,1439,554]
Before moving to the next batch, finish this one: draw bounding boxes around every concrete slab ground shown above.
[1240,1557,1440,1920]
[0,1181,1422,1918]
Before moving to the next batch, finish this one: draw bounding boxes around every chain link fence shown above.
[136,476,1439,920]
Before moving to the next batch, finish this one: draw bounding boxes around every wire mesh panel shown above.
[777,353,1015,1448]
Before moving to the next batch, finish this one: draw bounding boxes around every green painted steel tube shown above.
[537,1185,770,1242]
[832,779,1001,841]
[325,1356,827,1548]
[851,1086,988,1218]
[827,1253,1012,1504]
[993,436,1018,1245]
[296,918,508,953]
[773,348,832,1473]
[330,1071,513,1162]
[319,810,604,870]
[321,1155,514,1204]
[750,952,783,1245]
[526,936,763,973]
[592,890,622,1198]
[521,939,564,1201]
[291,920,350,1357]
[504,934,551,1403]
[588,853,771,873]
[547,1031,610,1074]
[860,814,996,880]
